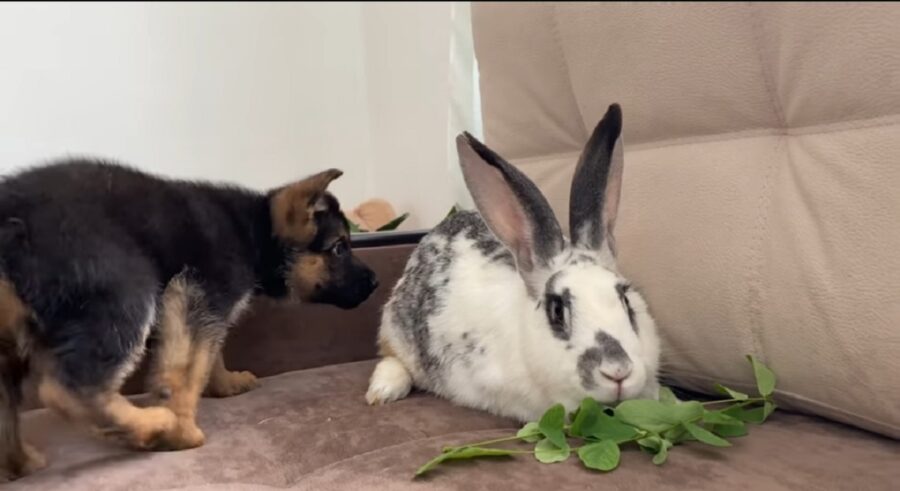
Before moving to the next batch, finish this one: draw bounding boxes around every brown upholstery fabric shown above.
[11,361,900,491]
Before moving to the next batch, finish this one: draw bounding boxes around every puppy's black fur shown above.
[0,159,376,479]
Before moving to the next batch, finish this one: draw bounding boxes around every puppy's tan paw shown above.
[156,419,206,451]
[205,370,259,398]
[127,406,179,450]
[0,443,47,482]
[21,443,47,474]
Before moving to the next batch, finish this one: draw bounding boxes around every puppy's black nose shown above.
[369,274,379,290]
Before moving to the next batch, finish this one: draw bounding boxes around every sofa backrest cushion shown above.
[472,2,900,438]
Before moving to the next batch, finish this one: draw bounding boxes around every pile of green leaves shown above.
[416,355,776,477]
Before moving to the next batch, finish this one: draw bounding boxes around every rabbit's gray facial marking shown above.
[596,332,628,361]
[577,332,629,390]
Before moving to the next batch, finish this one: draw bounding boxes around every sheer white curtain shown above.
[0,2,480,229]
[447,1,480,212]
[359,1,479,227]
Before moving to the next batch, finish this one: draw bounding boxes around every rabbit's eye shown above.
[616,283,637,332]
[550,297,564,323]
[545,289,572,340]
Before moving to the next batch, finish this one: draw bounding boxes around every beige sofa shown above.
[10,3,900,490]
[473,1,900,439]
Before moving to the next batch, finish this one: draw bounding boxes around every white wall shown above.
[0,2,477,228]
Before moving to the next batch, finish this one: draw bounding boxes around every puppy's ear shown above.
[270,169,342,246]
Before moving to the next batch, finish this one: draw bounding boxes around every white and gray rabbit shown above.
[366,104,660,422]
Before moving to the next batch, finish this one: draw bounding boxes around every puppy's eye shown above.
[331,240,348,257]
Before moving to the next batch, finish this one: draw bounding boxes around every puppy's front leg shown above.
[204,350,259,398]
[149,279,217,450]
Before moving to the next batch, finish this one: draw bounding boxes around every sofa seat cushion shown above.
[10,361,899,490]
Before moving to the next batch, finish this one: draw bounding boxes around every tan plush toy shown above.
[346,198,406,232]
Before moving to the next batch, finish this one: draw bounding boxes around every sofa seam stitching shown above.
[749,2,788,129]
[548,3,588,141]
[742,2,786,364]
[508,114,900,165]
[743,143,776,364]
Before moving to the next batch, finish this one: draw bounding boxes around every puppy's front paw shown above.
[156,419,206,451]
[0,443,47,482]
[21,443,47,474]
[205,370,259,398]
[128,406,179,450]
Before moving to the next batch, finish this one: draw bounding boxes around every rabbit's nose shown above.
[600,364,632,383]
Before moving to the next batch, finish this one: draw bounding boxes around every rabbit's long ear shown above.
[456,132,564,294]
[569,104,625,257]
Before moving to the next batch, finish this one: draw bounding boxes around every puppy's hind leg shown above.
[38,377,177,450]
[37,293,178,450]
[0,280,45,481]
[0,350,46,482]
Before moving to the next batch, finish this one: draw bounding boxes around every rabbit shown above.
[365,104,660,422]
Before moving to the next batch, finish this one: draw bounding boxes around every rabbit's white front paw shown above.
[366,357,413,405]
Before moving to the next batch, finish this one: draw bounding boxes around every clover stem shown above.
[700,397,766,406]
[455,435,530,449]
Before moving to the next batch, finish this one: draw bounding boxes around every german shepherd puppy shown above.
[0,160,378,480]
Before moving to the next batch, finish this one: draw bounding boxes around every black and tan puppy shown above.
[0,160,377,480]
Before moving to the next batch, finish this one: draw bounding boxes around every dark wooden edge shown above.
[351,230,428,248]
